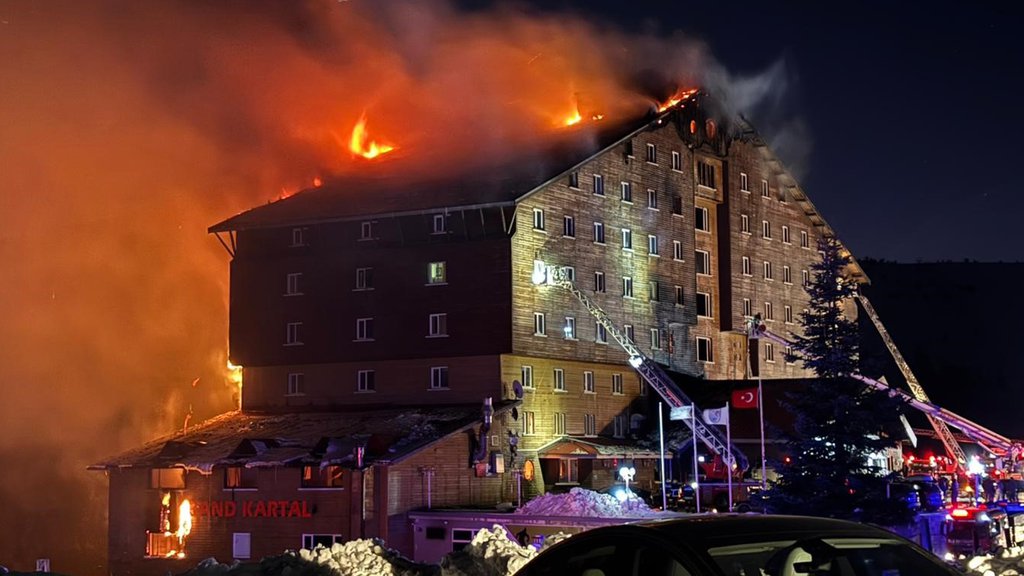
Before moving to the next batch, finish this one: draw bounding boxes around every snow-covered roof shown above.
[90,402,517,474]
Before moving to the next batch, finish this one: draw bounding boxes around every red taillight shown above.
[950,508,969,518]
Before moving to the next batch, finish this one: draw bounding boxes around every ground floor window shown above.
[452,528,475,552]
[559,459,579,483]
[302,534,344,550]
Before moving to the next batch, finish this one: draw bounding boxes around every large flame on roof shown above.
[657,88,700,112]
[349,113,395,159]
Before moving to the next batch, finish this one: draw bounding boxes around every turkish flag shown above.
[731,387,759,409]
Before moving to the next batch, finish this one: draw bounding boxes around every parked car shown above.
[887,480,923,512]
[903,474,946,511]
[513,514,963,576]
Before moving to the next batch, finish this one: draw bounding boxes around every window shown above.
[697,160,716,188]
[533,312,546,336]
[621,181,633,203]
[648,234,659,256]
[583,413,596,436]
[696,292,711,318]
[357,370,375,392]
[595,323,607,344]
[613,414,627,438]
[428,313,447,337]
[593,174,604,196]
[802,269,810,286]
[563,316,576,339]
[624,140,634,157]
[612,373,624,395]
[742,298,752,317]
[356,317,374,341]
[583,371,595,393]
[287,372,305,396]
[568,171,579,188]
[430,366,448,389]
[594,271,606,293]
[742,256,751,276]
[285,322,303,346]
[763,261,774,280]
[674,285,684,306]
[696,336,714,363]
[764,301,774,320]
[800,230,809,248]
[740,172,749,192]
[563,215,575,238]
[622,276,634,298]
[695,206,709,232]
[786,346,796,364]
[761,179,770,198]
[302,465,343,488]
[452,529,475,552]
[695,250,711,275]
[564,266,576,282]
[233,533,252,560]
[432,213,447,234]
[285,272,303,296]
[648,280,659,301]
[360,221,374,240]
[593,221,606,244]
[741,214,750,234]
[621,228,633,250]
[647,188,658,209]
[783,265,792,284]
[553,369,565,392]
[765,342,776,363]
[291,227,306,247]
[521,365,534,389]
[646,143,657,163]
[532,208,545,230]
[762,220,772,239]
[671,195,683,215]
[151,468,185,489]
[673,240,683,261]
[302,534,342,551]
[355,267,373,290]
[554,412,566,435]
[782,225,791,244]
[225,467,258,489]
[428,261,446,284]
[671,150,681,171]
[784,305,793,324]
[650,328,662,350]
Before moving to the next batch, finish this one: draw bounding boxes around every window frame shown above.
[429,366,449,390]
[355,317,374,341]
[286,372,305,396]
[357,369,376,393]
[696,336,714,363]
[695,250,711,275]
[427,312,448,337]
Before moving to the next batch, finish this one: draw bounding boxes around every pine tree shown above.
[767,236,910,524]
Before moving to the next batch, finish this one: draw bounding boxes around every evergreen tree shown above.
[767,236,910,524]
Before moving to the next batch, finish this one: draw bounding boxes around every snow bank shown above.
[963,546,1024,575]
[514,486,665,518]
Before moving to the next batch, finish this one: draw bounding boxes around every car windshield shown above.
[707,536,954,576]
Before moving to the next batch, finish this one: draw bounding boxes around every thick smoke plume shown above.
[0,1,787,572]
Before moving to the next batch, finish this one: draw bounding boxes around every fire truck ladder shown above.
[747,316,1015,465]
[854,294,967,471]
[532,261,737,465]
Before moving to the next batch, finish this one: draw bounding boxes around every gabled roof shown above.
[90,402,516,474]
[535,436,668,459]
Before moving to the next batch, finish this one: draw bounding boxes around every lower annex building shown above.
[92,91,864,572]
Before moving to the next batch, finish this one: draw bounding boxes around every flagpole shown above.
[693,403,700,513]
[757,377,766,492]
[726,402,733,511]
[658,402,667,510]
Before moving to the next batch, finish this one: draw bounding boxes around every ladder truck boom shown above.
[532,261,739,466]
[854,294,967,471]
[747,317,1017,460]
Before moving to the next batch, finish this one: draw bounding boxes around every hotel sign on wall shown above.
[191,499,314,518]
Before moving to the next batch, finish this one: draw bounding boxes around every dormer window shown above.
[432,214,447,235]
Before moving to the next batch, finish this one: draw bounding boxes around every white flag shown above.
[670,406,693,421]
[703,405,730,426]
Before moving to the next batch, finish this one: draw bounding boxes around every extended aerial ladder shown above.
[531,260,742,467]
[746,310,1018,471]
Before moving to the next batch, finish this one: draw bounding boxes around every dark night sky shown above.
[509,0,1024,262]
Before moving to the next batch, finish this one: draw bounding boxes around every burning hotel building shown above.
[92,91,862,572]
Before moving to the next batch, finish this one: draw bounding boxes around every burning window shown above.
[151,468,186,489]
[705,119,717,139]
[225,467,258,489]
[301,465,344,488]
[146,490,191,558]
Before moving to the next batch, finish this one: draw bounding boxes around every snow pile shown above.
[294,539,436,576]
[514,487,664,518]
[440,525,570,576]
[963,546,1024,575]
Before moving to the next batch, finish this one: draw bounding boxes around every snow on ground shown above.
[179,488,1024,576]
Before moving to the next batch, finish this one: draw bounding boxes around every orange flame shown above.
[657,88,699,112]
[227,360,243,410]
[176,499,192,544]
[349,113,395,159]
[560,94,603,127]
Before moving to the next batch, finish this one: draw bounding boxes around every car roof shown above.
[624,514,896,547]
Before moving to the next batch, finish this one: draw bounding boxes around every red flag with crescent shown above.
[731,387,759,409]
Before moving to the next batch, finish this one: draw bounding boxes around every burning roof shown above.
[90,402,517,474]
